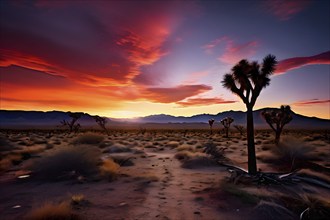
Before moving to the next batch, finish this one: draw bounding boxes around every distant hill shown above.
[131,108,329,129]
[0,110,97,128]
[0,109,329,129]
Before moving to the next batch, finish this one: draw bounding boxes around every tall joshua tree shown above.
[220,117,234,138]
[208,119,215,134]
[262,105,293,145]
[222,54,277,174]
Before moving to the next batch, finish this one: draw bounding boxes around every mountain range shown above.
[0,109,329,129]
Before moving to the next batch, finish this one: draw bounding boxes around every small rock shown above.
[194,211,201,215]
[119,202,127,207]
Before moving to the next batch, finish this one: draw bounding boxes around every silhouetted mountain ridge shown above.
[0,109,329,129]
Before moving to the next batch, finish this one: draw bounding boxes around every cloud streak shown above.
[0,1,195,86]
[145,85,212,103]
[275,51,330,74]
[202,36,259,64]
[176,97,237,107]
[262,0,311,20]
[293,99,330,106]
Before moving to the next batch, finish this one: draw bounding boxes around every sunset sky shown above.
[0,0,329,119]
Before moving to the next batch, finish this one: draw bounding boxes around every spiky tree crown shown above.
[221,117,234,128]
[262,105,293,130]
[222,55,277,108]
[208,119,215,126]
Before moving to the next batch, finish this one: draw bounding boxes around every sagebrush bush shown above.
[99,158,120,181]
[271,136,316,162]
[25,202,80,220]
[30,146,101,181]
[71,132,104,145]
[181,156,219,169]
[0,136,14,152]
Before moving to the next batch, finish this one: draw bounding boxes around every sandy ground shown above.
[0,129,329,219]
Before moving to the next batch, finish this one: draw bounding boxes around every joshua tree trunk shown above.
[225,128,229,138]
[246,107,257,174]
[275,129,281,145]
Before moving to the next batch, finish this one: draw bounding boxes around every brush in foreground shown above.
[25,202,80,220]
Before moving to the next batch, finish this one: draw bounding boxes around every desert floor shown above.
[0,128,329,220]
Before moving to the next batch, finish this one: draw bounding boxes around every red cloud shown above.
[176,97,237,107]
[293,99,330,106]
[275,51,330,74]
[201,37,227,54]
[219,40,258,64]
[144,85,212,103]
[262,0,311,20]
[0,1,196,87]
[202,37,258,64]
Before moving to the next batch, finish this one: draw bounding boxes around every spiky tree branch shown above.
[208,119,215,134]
[60,112,83,133]
[262,105,293,145]
[220,117,234,138]
[93,115,109,135]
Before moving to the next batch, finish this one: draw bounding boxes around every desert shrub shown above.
[110,155,135,166]
[251,200,296,220]
[181,156,219,169]
[25,202,80,220]
[71,132,104,145]
[0,158,12,172]
[174,151,195,161]
[102,144,131,153]
[299,197,330,220]
[271,136,315,162]
[203,142,227,161]
[99,158,120,181]
[71,194,90,209]
[175,151,218,168]
[259,136,316,167]
[176,144,196,152]
[165,141,180,148]
[0,136,15,152]
[220,181,260,205]
[29,146,101,181]
[98,141,113,148]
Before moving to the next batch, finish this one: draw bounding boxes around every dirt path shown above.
[130,149,224,220]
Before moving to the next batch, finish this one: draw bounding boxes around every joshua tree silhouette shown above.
[222,54,277,174]
[93,115,109,135]
[234,125,245,136]
[60,112,83,133]
[262,105,293,145]
[208,119,215,134]
[220,117,234,138]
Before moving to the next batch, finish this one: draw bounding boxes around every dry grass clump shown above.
[102,144,131,153]
[0,158,12,172]
[71,132,104,145]
[251,200,296,220]
[71,194,90,209]
[29,146,101,181]
[99,158,120,181]
[259,136,316,169]
[181,156,219,169]
[25,201,80,220]
[176,144,196,152]
[0,136,15,152]
[165,141,180,148]
[110,155,135,166]
[174,151,218,169]
[174,151,196,161]
[220,181,260,205]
